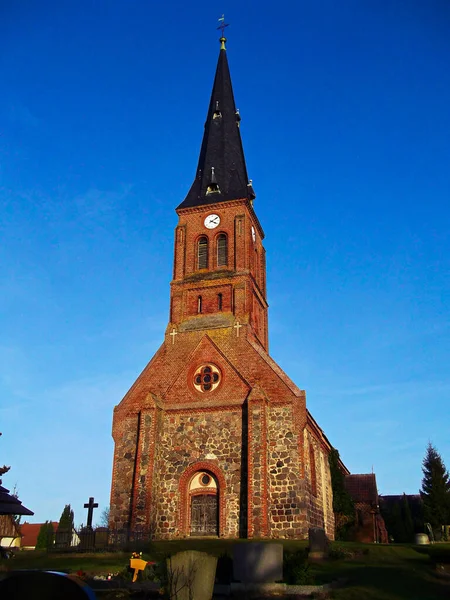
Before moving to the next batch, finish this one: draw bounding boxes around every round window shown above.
[200,474,211,486]
[193,364,221,392]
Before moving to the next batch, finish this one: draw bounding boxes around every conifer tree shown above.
[390,500,405,542]
[35,521,54,550]
[401,493,414,542]
[57,504,74,548]
[420,443,450,534]
[57,504,74,531]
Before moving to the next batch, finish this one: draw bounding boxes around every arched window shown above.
[217,293,223,311]
[217,234,228,267]
[197,295,202,314]
[309,443,317,497]
[197,236,208,270]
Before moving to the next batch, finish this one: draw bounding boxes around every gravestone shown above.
[415,533,430,545]
[233,542,283,583]
[0,571,97,600]
[308,527,329,560]
[94,527,109,549]
[167,550,217,600]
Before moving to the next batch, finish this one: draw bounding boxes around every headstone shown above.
[415,533,430,545]
[167,550,217,600]
[233,543,283,583]
[308,527,329,560]
[94,528,109,549]
[0,571,97,600]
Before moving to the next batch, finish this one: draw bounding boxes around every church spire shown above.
[177,36,255,209]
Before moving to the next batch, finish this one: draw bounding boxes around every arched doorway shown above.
[189,471,218,536]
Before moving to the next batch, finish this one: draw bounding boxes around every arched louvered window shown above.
[197,236,208,270]
[217,234,228,267]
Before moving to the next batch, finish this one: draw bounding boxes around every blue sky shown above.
[1,0,449,525]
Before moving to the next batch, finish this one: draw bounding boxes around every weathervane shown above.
[217,14,229,38]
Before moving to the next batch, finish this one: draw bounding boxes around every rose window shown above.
[193,364,221,392]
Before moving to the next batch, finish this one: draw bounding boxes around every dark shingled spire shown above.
[177,38,255,209]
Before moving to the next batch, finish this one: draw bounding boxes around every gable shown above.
[164,334,251,407]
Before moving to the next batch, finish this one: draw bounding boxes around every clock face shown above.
[251,226,256,242]
[204,214,220,229]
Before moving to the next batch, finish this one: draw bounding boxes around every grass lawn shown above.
[2,541,450,599]
[312,543,450,600]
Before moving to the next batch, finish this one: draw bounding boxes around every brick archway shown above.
[179,461,226,537]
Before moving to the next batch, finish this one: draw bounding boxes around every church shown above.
[109,36,339,540]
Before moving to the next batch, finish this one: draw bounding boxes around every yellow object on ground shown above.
[129,558,147,582]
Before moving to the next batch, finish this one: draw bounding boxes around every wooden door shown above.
[190,494,218,536]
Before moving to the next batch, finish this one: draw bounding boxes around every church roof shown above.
[344,473,379,505]
[177,38,255,209]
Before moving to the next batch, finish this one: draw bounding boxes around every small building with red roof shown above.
[20,521,59,550]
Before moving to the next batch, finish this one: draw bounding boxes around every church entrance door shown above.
[190,495,218,536]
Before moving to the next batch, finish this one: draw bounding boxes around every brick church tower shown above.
[109,36,335,539]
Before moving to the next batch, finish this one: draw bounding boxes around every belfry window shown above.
[197,295,202,314]
[217,293,223,311]
[217,234,228,267]
[197,236,208,270]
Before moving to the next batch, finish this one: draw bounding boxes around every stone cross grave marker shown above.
[83,496,98,530]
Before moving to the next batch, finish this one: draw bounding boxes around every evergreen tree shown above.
[57,504,74,548]
[420,443,450,534]
[57,504,74,531]
[390,500,405,542]
[35,521,54,550]
[401,493,414,543]
[328,448,355,539]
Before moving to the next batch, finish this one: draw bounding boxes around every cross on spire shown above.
[217,14,229,38]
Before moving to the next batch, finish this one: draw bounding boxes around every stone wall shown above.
[109,413,139,529]
[267,405,307,538]
[152,407,243,538]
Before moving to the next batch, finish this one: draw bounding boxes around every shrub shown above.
[329,545,370,560]
[284,549,314,585]
[328,545,346,560]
